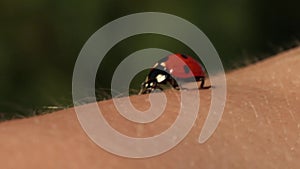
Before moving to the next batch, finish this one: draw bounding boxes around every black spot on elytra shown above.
[183,65,190,73]
[181,54,188,59]
[159,56,169,62]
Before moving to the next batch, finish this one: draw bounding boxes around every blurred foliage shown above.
[0,0,299,118]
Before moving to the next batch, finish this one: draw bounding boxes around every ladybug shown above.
[139,53,210,94]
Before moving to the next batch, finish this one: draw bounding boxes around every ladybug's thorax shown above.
[148,68,169,84]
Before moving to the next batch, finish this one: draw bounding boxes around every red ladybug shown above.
[139,53,210,94]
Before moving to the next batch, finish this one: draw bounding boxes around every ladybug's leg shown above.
[200,78,205,89]
[156,85,163,91]
[139,80,163,94]
[152,81,163,91]
[168,76,180,90]
[149,80,163,92]
[197,77,211,89]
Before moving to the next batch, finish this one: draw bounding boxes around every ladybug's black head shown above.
[139,79,158,94]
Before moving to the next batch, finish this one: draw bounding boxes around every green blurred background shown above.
[0,0,299,120]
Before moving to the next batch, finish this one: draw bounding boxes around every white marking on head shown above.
[145,83,148,87]
[156,74,166,83]
[150,82,154,86]
[160,62,166,67]
[169,69,173,74]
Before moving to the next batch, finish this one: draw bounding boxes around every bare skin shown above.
[0,47,299,169]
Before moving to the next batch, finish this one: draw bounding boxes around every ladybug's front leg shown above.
[155,83,164,91]
[168,77,180,90]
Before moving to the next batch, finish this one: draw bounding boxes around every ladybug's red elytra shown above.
[139,53,211,94]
